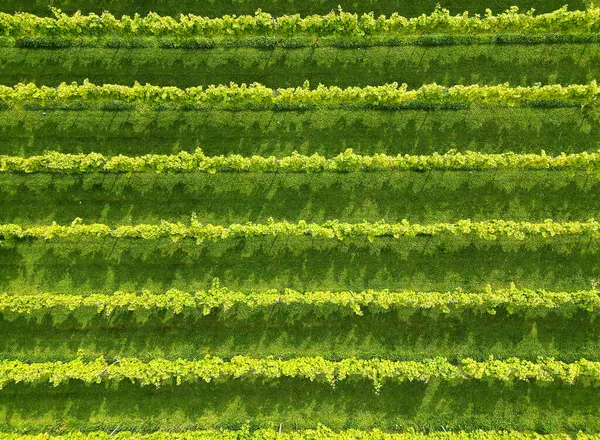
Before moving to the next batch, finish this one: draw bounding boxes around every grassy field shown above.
[1,0,600,437]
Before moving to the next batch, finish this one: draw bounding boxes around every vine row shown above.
[1,81,599,110]
[3,282,600,320]
[3,149,600,174]
[1,7,599,40]
[2,356,600,391]
[1,218,599,243]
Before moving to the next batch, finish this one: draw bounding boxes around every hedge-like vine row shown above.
[2,356,600,391]
[1,81,598,109]
[1,7,599,40]
[0,428,588,439]
[3,149,600,174]
[3,282,600,319]
[1,218,599,243]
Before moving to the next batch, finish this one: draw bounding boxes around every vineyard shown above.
[2,0,600,438]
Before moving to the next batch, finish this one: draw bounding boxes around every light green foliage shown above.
[0,7,599,42]
[3,149,600,173]
[2,355,600,391]
[0,81,599,109]
[3,283,600,320]
[1,218,600,243]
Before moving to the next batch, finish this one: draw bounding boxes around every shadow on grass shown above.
[0,237,598,293]
[0,170,598,225]
[1,44,599,89]
[1,107,598,157]
[2,311,600,363]
[0,380,598,432]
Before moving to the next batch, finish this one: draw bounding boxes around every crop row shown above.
[0,428,594,439]
[1,81,599,109]
[2,218,600,243]
[3,356,600,390]
[3,149,600,174]
[4,282,600,320]
[1,7,599,41]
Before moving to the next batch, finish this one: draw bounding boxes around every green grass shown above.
[2,311,600,363]
[0,0,587,18]
[0,237,598,295]
[0,171,597,226]
[1,107,598,157]
[0,380,598,433]
[1,44,598,88]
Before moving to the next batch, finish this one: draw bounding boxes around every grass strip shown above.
[2,219,600,243]
[2,44,600,89]
[2,356,600,391]
[5,309,600,363]
[1,380,599,432]
[2,81,600,110]
[0,428,587,439]
[8,34,600,50]
[1,108,597,157]
[2,237,597,293]
[3,284,600,319]
[1,171,599,226]
[0,0,587,18]
[3,149,600,174]
[2,8,599,42]
[4,310,600,363]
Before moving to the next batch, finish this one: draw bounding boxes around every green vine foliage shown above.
[2,356,600,392]
[2,282,600,324]
[2,149,600,174]
[1,218,599,243]
[0,81,598,110]
[1,7,599,41]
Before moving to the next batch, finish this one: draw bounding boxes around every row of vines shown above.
[3,149,600,173]
[1,81,599,109]
[3,283,600,320]
[1,218,600,242]
[3,356,600,390]
[1,7,599,39]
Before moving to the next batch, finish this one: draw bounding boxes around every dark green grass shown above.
[0,380,598,433]
[1,107,598,157]
[0,0,586,18]
[0,237,597,294]
[0,171,597,226]
[1,44,598,88]
[2,311,600,363]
